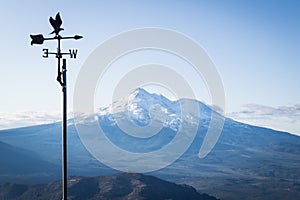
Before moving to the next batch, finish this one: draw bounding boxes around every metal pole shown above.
[62,58,67,200]
[57,37,62,86]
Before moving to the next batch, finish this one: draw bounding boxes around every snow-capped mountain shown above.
[97,88,212,131]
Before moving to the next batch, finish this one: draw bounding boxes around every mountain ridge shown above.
[0,173,218,200]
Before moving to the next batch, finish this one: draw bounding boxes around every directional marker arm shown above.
[41,50,78,59]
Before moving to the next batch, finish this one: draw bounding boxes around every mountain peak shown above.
[132,87,150,95]
[128,87,153,101]
[98,87,208,130]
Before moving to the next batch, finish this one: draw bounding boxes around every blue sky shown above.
[0,0,299,135]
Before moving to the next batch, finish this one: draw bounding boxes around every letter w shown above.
[69,49,78,59]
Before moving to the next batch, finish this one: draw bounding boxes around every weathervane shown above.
[30,12,83,200]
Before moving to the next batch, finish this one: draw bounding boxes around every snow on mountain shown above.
[96,88,212,132]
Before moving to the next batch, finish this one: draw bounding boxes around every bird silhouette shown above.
[49,12,64,35]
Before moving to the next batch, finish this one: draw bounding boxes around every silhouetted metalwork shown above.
[30,34,44,45]
[30,12,82,200]
[49,12,64,35]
